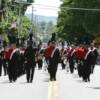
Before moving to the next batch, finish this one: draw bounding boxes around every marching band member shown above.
[60,42,67,69]
[75,44,88,78]
[24,41,36,83]
[90,45,98,73]
[47,41,60,81]
[67,45,76,73]
[37,48,44,70]
[8,44,20,82]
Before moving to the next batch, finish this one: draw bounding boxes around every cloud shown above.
[25,0,61,17]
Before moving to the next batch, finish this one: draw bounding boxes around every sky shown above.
[25,0,61,17]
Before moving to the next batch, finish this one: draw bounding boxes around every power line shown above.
[33,4,59,8]
[2,2,100,12]
[4,2,100,11]
[33,4,100,12]
[33,4,59,10]
[60,7,100,12]
[33,7,58,11]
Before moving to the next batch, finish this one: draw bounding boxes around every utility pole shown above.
[0,0,1,10]
[18,1,22,38]
[11,0,34,38]
[31,3,34,34]
[0,0,3,22]
[31,3,37,41]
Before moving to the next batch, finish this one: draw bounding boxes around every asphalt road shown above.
[0,64,100,100]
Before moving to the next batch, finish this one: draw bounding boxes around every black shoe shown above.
[88,78,90,82]
[50,79,54,81]
[30,80,33,83]
[54,78,56,81]
[10,80,12,83]
[84,79,88,82]
[51,78,55,81]
[4,74,6,76]
[27,80,29,83]
[50,78,52,81]
[13,78,17,82]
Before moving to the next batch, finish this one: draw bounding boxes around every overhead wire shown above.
[32,3,100,12]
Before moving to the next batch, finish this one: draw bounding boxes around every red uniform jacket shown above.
[4,48,13,60]
[75,47,88,60]
[60,48,64,56]
[44,45,55,59]
[67,47,74,57]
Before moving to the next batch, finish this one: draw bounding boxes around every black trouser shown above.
[26,63,35,83]
[77,60,84,77]
[91,64,95,73]
[50,70,57,81]
[37,59,43,70]
[61,60,65,69]
[0,59,2,76]
[82,61,91,82]
[69,62,74,73]
[2,59,8,75]
[48,64,58,81]
[68,57,75,73]
[8,60,18,82]
[77,64,83,77]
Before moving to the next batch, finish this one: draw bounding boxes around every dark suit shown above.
[48,48,60,81]
[24,46,36,83]
[8,49,20,82]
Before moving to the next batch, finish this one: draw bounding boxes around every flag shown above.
[11,21,17,28]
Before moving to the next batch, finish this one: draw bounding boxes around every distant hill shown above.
[25,14,57,24]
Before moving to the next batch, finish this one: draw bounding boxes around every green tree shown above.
[0,11,31,41]
[19,16,32,38]
[57,0,100,43]
[0,0,33,42]
[0,0,34,21]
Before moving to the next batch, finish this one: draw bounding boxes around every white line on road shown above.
[47,81,59,100]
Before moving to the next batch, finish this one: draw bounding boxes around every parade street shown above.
[0,64,100,100]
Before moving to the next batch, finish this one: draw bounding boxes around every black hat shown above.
[51,33,56,42]
[16,38,20,46]
[8,35,16,44]
[29,33,33,41]
[3,40,7,47]
[61,41,65,46]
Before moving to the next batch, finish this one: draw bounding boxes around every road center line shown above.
[47,81,59,100]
